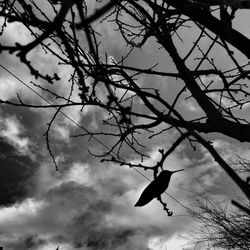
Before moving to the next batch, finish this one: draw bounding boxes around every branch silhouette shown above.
[0,0,250,216]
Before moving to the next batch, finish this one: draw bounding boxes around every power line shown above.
[0,64,191,214]
[0,64,110,151]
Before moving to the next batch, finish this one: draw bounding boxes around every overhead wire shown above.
[0,64,191,216]
[0,64,110,151]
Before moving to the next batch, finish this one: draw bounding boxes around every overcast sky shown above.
[0,2,250,250]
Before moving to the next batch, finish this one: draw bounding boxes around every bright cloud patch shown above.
[0,198,45,225]
[148,235,189,250]
[65,162,96,186]
[0,114,29,154]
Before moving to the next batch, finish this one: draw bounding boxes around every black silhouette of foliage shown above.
[188,198,250,250]
[187,158,250,249]
[0,0,250,214]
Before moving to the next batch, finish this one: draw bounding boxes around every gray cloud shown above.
[0,234,46,250]
[0,157,193,249]
[1,3,248,250]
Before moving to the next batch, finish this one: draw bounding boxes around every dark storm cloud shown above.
[0,106,45,209]
[41,181,139,249]
[0,234,46,250]
[67,201,144,250]
[36,181,152,250]
[0,137,37,206]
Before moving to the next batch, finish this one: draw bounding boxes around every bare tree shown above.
[0,0,250,213]
[188,198,250,249]
[187,157,250,249]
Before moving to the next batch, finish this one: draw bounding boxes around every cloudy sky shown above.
[0,1,250,250]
